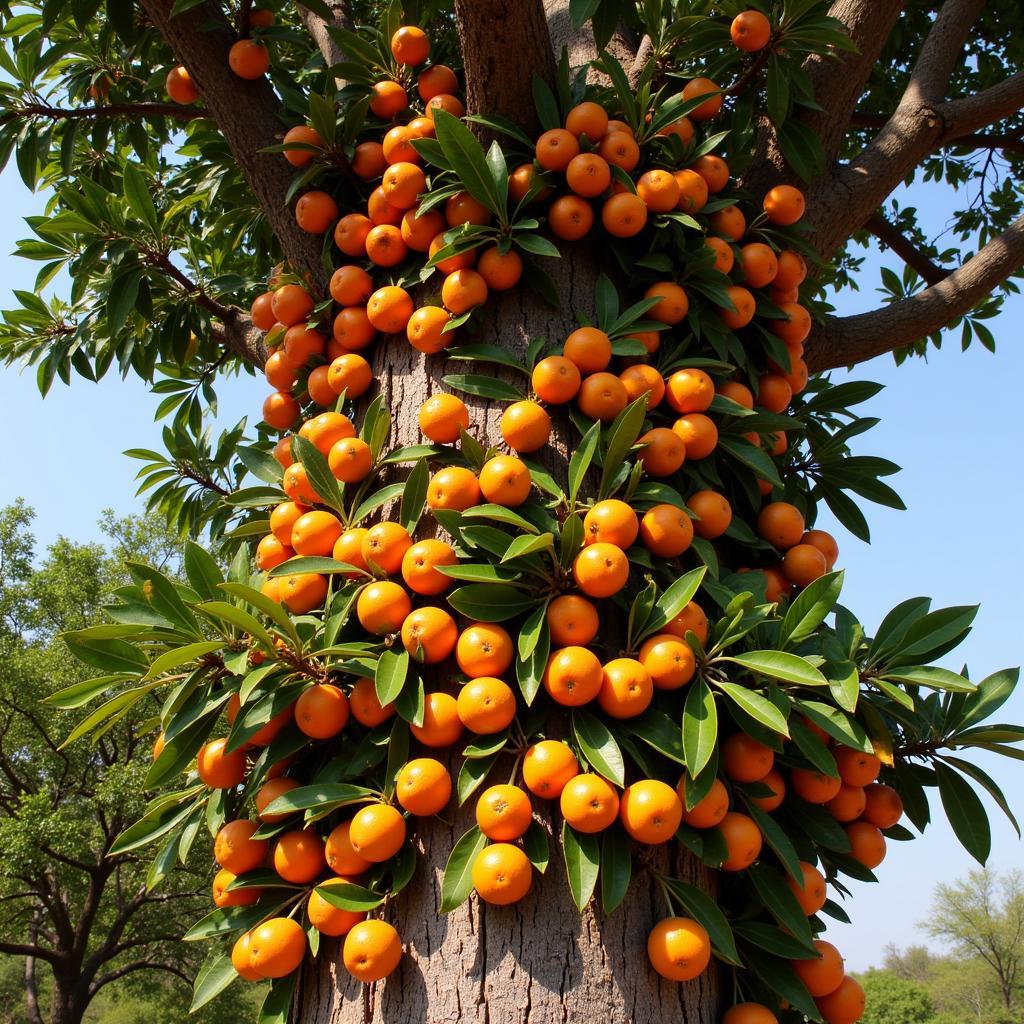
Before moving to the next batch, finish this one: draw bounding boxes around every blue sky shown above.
[0,159,1020,972]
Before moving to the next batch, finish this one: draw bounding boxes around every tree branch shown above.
[0,940,62,965]
[297,1,352,70]
[137,0,326,291]
[89,960,191,995]
[850,113,1024,154]
[866,212,951,286]
[10,101,203,123]
[627,35,653,89]
[942,70,1024,141]
[806,214,1024,371]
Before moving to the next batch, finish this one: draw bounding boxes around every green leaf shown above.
[446,584,537,622]
[735,921,817,960]
[627,710,687,764]
[442,374,525,401]
[573,710,626,786]
[523,820,550,873]
[268,556,364,578]
[715,681,790,736]
[745,949,821,1021]
[724,650,827,688]
[882,666,976,692]
[262,783,376,819]
[661,877,742,964]
[562,822,600,910]
[183,541,224,600]
[189,951,237,1012]
[600,825,631,913]
[399,459,429,536]
[375,649,409,707]
[196,601,276,653]
[291,435,346,517]
[431,109,506,218]
[683,678,718,777]
[640,567,706,639]
[258,974,297,1024]
[779,571,844,648]
[314,879,385,911]
[599,395,648,498]
[457,750,500,804]
[747,863,814,946]
[935,762,991,864]
[502,532,554,563]
[122,163,160,233]
[744,802,803,884]
[569,421,601,504]
[440,826,488,912]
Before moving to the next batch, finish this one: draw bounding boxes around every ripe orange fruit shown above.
[472,843,533,905]
[719,285,756,329]
[356,580,412,635]
[673,169,709,214]
[647,917,711,981]
[445,191,490,227]
[418,64,458,101]
[263,391,300,431]
[678,776,729,829]
[391,25,430,65]
[396,757,452,816]
[741,242,779,289]
[400,206,445,251]
[229,39,269,79]
[791,768,843,804]
[457,676,517,734]
[577,371,628,422]
[328,437,373,484]
[731,10,772,51]
[764,184,806,225]
[401,539,457,596]
[601,192,648,237]
[401,606,458,664]
[787,860,828,915]
[478,246,523,290]
[719,811,763,870]
[370,80,408,119]
[672,413,718,460]
[406,305,454,353]
[532,355,582,404]
[665,368,713,413]
[329,265,373,308]
[638,634,696,690]
[862,784,903,829]
[248,918,306,978]
[659,116,694,144]
[722,733,775,782]
[325,819,372,875]
[290,510,343,557]
[411,691,464,747]
[232,931,262,981]
[826,783,867,822]
[751,767,786,812]
[426,93,465,119]
[427,466,481,511]
[757,372,793,413]
[295,683,349,739]
[197,738,246,789]
[442,268,488,314]
[846,821,886,868]
[307,888,366,937]
[522,739,579,798]
[295,190,338,234]
[419,393,469,443]
[637,169,682,212]
[352,140,388,179]
[327,353,373,398]
[257,534,292,571]
[566,153,612,198]
[645,282,689,325]
[682,77,723,120]
[367,286,415,336]
[638,426,686,476]
[620,779,683,843]
[479,455,532,507]
[723,1005,778,1024]
[687,490,732,539]
[343,919,402,982]
[334,213,373,257]
[802,529,839,568]
[791,939,845,997]
[271,284,313,327]
[273,827,327,883]
[784,543,828,587]
[620,364,666,408]
[817,976,866,1024]
[639,503,694,558]
[535,127,580,171]
[757,501,806,549]
[362,522,412,575]
[251,291,276,331]
[348,803,406,863]
[215,819,269,875]
[710,204,746,242]
[599,657,654,718]
[500,400,551,452]
[549,194,594,241]
[509,162,552,203]
[564,326,612,374]
[834,746,881,787]
[546,595,599,647]
[212,868,259,909]
[544,645,603,706]
[334,528,370,577]
[165,65,199,104]
[565,101,609,140]
[599,130,641,172]
[775,250,808,290]
[773,302,812,346]
[282,124,322,167]
[476,784,533,840]
[366,224,409,267]
[256,777,300,823]
[691,154,730,193]
[583,499,638,548]
[573,541,629,597]
[560,773,620,833]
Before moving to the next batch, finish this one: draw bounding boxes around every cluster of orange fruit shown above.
[175,16,870,1021]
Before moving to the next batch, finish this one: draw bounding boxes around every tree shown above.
[0,502,218,1024]
[858,969,934,1024]
[925,868,1024,1012]
[0,3,1022,1024]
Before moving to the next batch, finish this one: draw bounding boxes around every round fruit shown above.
[647,917,711,981]
[476,784,533,841]
[619,779,683,843]
[343,920,402,982]
[472,843,533,905]
[560,773,620,833]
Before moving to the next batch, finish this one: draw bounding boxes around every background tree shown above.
[0,502,247,1024]
[858,970,934,1024]
[0,3,1021,1024]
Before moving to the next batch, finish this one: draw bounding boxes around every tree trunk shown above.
[293,239,720,1021]
[24,917,44,1024]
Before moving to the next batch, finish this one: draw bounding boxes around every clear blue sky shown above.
[0,160,1020,972]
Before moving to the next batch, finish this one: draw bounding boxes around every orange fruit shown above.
[826,783,867,822]
[723,1005,778,1024]
[352,140,388,178]
[543,645,603,706]
[367,285,415,334]
[620,779,683,843]
[256,777,300,823]
[213,868,260,909]
[334,529,371,576]
[334,213,373,257]
[751,767,786,812]
[741,242,779,288]
[307,888,366,937]
[248,918,306,978]
[228,39,269,79]
[620,364,665,408]
[478,246,523,290]
[564,326,612,374]
[410,691,464,748]
[356,580,412,634]
[846,821,886,868]
[509,161,552,202]
[419,393,469,443]
[479,455,532,507]
[638,427,686,476]
[719,286,756,329]
[215,820,268,875]
[263,391,300,431]
[817,977,866,1024]
[682,77,722,120]
[457,676,517,734]
[705,236,735,275]
[599,130,640,172]
[295,683,350,739]
[370,79,408,119]
[791,768,843,804]
[401,206,445,251]
[647,917,711,981]
[601,192,648,237]
[546,595,599,647]
[535,127,580,171]
[426,93,465,119]
[862,784,903,829]
[775,250,808,290]
[418,64,458,101]
[391,25,430,65]
[637,169,681,212]
[282,125,322,167]
[665,368,713,413]
[638,633,696,689]
[731,10,772,51]
[328,437,373,484]
[773,302,812,346]
[787,860,828,915]
[834,746,881,787]
[472,843,533,905]
[362,522,412,575]
[565,101,608,140]
[348,803,406,862]
[691,154,730,193]
[427,466,481,511]
[401,606,458,664]
[722,733,774,782]
[687,490,732,539]
[802,529,839,568]
[165,65,199,103]
[407,305,454,353]
[343,920,402,982]
[598,657,654,718]
[232,931,262,981]
[764,184,806,225]
[197,738,246,789]
[658,116,694,144]
[784,543,828,587]
[325,819,372,875]
[549,194,594,241]
[532,355,581,404]
[441,268,488,314]
[396,757,452,816]
[401,539,457,596]
[583,498,638,548]
[566,153,612,197]
[710,204,746,242]
[718,811,763,870]
[445,191,491,227]
[327,353,373,398]
[522,740,579,798]
[250,291,276,331]
[560,773,620,833]
[290,510,343,557]
[273,827,327,883]
[639,503,694,558]
[674,169,709,213]
[577,371,628,422]
[791,939,845,997]
[757,501,805,549]
[645,282,689,325]
[295,190,338,234]
[257,534,292,571]
[500,400,551,452]
[476,784,533,840]
[678,776,729,829]
[672,413,718,460]
[573,541,629,597]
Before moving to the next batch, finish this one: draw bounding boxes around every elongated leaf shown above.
[725,650,827,688]
[569,421,601,504]
[600,825,632,913]
[716,681,790,736]
[314,879,385,911]
[935,762,991,863]
[375,649,409,708]
[779,571,844,648]
[562,822,600,910]
[573,710,625,786]
[683,678,718,777]
[189,951,237,1011]
[447,584,538,622]
[440,826,488,912]
[432,109,505,217]
[641,568,706,639]
[661,877,741,964]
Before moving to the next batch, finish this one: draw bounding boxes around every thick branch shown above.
[297,2,352,70]
[90,960,191,995]
[627,35,653,89]
[866,213,951,286]
[943,71,1024,141]
[210,316,267,368]
[807,214,1024,372]
[0,940,61,965]
[12,102,202,123]
[851,113,1024,154]
[137,0,325,290]
[455,0,555,135]
[905,0,986,105]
